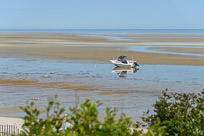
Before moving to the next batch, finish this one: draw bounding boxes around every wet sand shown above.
[0,80,98,91]
[0,32,204,66]
[0,44,203,65]
[0,107,22,114]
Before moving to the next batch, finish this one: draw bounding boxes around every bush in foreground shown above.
[19,90,204,136]
[20,98,167,136]
[139,89,204,136]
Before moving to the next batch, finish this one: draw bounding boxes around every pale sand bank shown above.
[0,44,204,66]
[1,32,204,46]
[0,32,204,66]
[0,80,98,91]
[0,107,22,114]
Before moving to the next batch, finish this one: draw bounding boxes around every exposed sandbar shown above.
[0,44,204,66]
[0,79,98,91]
[0,32,204,66]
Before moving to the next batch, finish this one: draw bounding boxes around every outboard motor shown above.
[133,62,139,67]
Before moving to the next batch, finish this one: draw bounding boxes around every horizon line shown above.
[1,28,204,30]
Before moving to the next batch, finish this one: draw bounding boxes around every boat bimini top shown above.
[118,56,127,63]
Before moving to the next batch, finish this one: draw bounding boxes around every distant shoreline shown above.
[1,29,204,35]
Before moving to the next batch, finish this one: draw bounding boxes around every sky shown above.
[0,0,204,29]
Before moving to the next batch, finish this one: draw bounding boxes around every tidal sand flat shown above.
[0,30,204,121]
[0,32,204,65]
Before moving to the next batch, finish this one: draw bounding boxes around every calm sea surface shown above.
[1,29,204,34]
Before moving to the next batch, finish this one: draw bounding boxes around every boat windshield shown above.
[118,56,127,63]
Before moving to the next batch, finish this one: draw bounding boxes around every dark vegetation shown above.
[19,90,203,136]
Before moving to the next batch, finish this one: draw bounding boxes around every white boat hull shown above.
[109,60,138,68]
[113,64,132,67]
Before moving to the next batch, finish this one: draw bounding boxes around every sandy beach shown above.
[0,116,23,131]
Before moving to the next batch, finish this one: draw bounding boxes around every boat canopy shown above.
[118,56,127,63]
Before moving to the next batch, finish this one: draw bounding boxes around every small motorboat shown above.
[110,56,139,68]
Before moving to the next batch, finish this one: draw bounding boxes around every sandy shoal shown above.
[0,32,204,66]
[0,79,98,91]
[0,43,204,66]
[0,107,22,114]
[1,32,204,46]
[0,79,99,115]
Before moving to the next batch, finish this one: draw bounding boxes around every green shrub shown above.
[20,90,203,136]
[140,89,204,136]
[142,119,168,136]
[20,95,65,136]
[20,98,141,136]
[66,100,137,136]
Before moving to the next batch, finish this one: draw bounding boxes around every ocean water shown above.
[0,57,203,119]
[1,29,204,35]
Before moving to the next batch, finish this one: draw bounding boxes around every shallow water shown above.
[80,34,133,41]
[0,58,203,85]
[0,57,203,120]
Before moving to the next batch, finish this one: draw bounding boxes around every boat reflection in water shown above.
[111,67,139,78]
